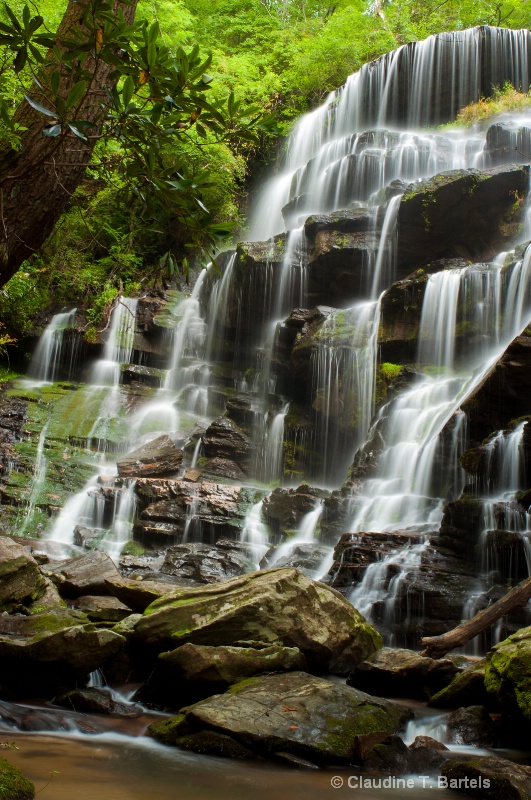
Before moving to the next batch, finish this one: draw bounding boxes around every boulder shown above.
[116,435,183,478]
[148,671,412,765]
[160,541,253,584]
[54,687,142,717]
[139,642,306,708]
[0,537,46,608]
[0,610,124,695]
[484,625,531,721]
[407,736,449,773]
[347,647,458,699]
[43,551,121,597]
[73,526,104,550]
[446,705,498,747]
[134,567,382,674]
[440,755,531,798]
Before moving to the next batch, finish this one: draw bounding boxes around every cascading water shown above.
[250,27,531,241]
[28,309,78,383]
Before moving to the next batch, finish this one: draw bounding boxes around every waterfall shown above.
[28,309,78,383]
[16,26,531,653]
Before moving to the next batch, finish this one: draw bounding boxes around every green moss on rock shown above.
[0,757,35,800]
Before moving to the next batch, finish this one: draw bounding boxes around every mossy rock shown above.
[135,567,382,674]
[429,660,491,709]
[0,758,34,800]
[484,626,531,721]
[172,671,412,765]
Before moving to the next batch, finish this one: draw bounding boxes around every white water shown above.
[28,309,77,383]
[267,503,324,568]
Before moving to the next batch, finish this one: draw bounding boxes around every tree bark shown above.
[420,576,531,658]
[0,0,137,288]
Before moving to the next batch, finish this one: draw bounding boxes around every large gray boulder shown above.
[148,671,412,765]
[134,567,382,674]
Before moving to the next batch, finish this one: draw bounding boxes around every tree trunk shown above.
[420,576,531,658]
[0,0,137,288]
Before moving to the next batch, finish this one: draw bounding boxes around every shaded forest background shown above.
[0,0,529,345]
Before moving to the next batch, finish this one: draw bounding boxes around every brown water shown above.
[6,733,462,800]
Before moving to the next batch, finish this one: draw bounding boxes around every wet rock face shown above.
[133,478,249,548]
[261,486,325,536]
[461,331,531,444]
[134,567,382,674]
[396,165,529,272]
[0,394,27,477]
[116,435,183,478]
[148,671,412,765]
[160,541,254,584]
[483,122,531,168]
[202,417,256,476]
[446,705,498,747]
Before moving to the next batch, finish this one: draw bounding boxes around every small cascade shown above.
[257,403,289,484]
[240,501,271,568]
[100,480,137,559]
[267,502,323,568]
[28,309,78,383]
[462,423,531,643]
[307,300,380,485]
[92,298,138,387]
[88,298,138,451]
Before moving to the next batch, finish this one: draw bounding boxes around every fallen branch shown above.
[420,576,531,658]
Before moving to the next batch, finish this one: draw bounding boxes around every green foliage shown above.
[446,83,531,127]
[380,362,402,380]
